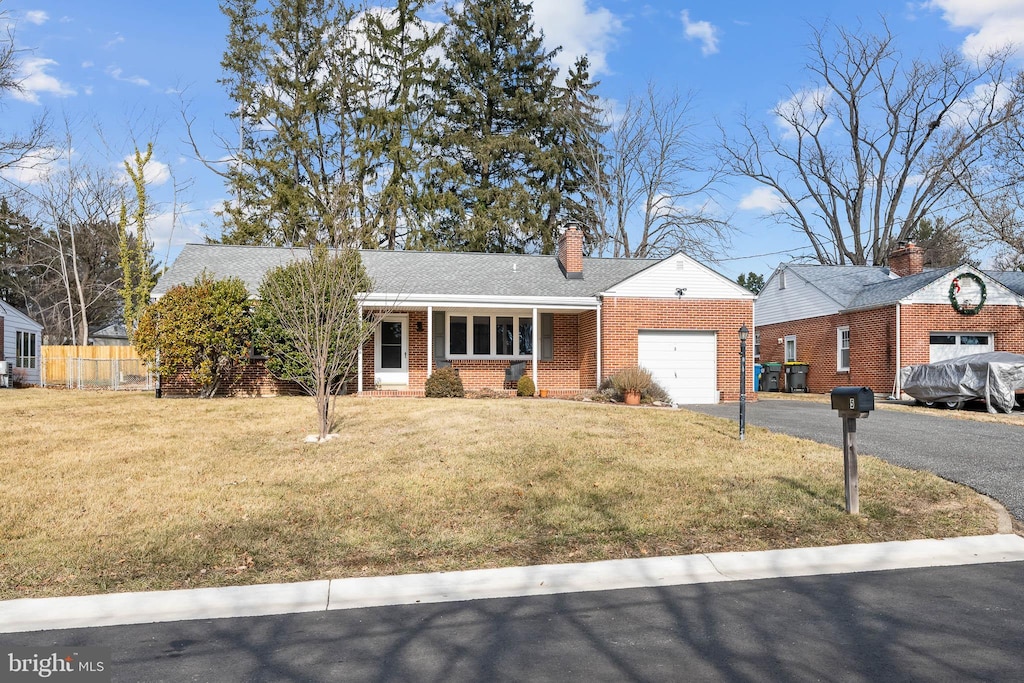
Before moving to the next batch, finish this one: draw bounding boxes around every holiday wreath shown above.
[948,272,986,315]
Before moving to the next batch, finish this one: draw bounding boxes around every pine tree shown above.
[424,0,559,253]
[356,0,443,249]
[542,55,608,254]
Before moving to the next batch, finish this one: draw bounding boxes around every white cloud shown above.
[10,57,76,104]
[927,1,1024,58]
[106,65,150,87]
[0,147,64,186]
[680,9,719,57]
[24,10,49,25]
[774,86,831,139]
[738,187,785,213]
[530,0,623,77]
[104,34,125,49]
[82,60,94,68]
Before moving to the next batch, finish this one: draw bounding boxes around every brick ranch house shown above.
[153,227,756,403]
[755,242,1024,397]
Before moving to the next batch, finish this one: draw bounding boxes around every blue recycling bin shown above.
[754,363,762,392]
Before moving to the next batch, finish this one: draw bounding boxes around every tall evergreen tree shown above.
[423,0,558,253]
[355,0,443,249]
[218,0,362,247]
[542,55,608,254]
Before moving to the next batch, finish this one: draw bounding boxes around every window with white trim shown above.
[784,335,797,362]
[16,331,37,369]
[754,331,761,360]
[445,312,546,359]
[837,326,850,372]
[779,270,787,290]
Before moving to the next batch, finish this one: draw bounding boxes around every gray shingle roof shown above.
[153,244,659,300]
[845,266,956,310]
[987,271,1024,297]
[782,262,1023,311]
[784,264,894,306]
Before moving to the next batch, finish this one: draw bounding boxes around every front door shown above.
[375,315,408,387]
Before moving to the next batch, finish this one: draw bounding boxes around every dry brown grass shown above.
[0,389,996,600]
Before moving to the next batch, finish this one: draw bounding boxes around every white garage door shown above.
[638,330,718,404]
[929,332,993,363]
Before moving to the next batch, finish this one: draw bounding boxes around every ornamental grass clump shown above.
[425,367,464,398]
[611,365,653,394]
[517,375,536,397]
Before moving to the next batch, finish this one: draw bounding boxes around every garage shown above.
[929,332,993,363]
[638,330,718,404]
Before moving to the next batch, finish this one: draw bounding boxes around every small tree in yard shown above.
[255,246,377,440]
[134,273,252,398]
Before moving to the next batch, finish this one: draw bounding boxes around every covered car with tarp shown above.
[900,352,1024,413]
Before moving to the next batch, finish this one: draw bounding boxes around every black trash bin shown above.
[785,363,809,393]
[761,362,782,392]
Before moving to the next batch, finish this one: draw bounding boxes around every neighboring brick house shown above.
[0,298,43,387]
[153,226,756,403]
[755,242,1024,396]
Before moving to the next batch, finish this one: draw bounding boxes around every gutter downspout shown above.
[894,303,901,399]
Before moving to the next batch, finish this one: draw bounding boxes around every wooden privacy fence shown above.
[41,345,154,390]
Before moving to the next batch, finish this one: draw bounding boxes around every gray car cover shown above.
[900,352,1024,413]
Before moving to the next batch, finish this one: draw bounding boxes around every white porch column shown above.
[357,304,364,394]
[596,303,602,388]
[532,307,539,390]
[894,303,901,398]
[426,305,433,377]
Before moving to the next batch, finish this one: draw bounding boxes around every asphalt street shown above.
[685,399,1024,521]
[4,562,1023,682]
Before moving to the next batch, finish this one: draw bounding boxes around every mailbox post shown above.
[830,387,875,514]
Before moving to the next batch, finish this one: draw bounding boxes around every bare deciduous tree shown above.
[0,8,49,177]
[256,244,391,441]
[721,20,1023,266]
[596,85,729,260]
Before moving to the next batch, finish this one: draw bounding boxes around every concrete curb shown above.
[3,534,1024,634]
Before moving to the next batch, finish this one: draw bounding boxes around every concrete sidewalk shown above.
[4,534,1024,634]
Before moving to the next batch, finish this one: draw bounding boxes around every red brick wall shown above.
[162,359,304,397]
[578,309,598,390]
[557,226,584,276]
[600,297,755,401]
[899,304,1024,366]
[757,303,1024,395]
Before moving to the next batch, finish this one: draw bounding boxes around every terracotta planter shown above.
[539,389,549,398]
[624,389,641,406]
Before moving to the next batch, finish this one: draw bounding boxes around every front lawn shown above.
[0,389,996,600]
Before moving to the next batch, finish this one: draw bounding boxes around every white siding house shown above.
[1,299,43,386]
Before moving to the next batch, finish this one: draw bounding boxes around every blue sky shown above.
[1,0,1020,280]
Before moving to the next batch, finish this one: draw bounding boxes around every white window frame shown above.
[836,326,850,372]
[446,310,537,360]
[784,335,797,362]
[779,270,787,290]
[16,331,37,369]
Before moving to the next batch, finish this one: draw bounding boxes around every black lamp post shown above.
[738,324,749,441]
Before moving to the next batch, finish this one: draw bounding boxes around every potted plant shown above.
[611,366,653,406]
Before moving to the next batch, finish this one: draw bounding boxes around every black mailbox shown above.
[831,386,874,414]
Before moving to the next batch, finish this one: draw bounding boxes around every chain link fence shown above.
[44,357,154,391]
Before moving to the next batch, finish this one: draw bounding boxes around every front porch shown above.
[355,299,602,396]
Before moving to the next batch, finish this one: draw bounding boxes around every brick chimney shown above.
[889,240,925,277]
[557,225,584,279]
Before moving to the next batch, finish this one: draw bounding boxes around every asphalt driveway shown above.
[685,399,1024,522]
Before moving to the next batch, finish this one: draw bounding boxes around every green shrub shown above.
[425,367,464,398]
[517,374,536,397]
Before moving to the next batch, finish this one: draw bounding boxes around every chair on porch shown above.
[436,359,458,375]
[504,360,526,388]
